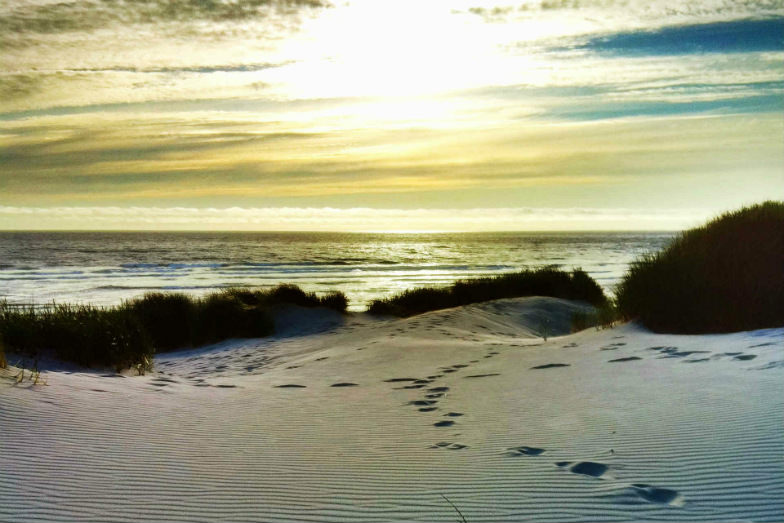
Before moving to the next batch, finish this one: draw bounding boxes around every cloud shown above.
[0,205,715,231]
[545,93,784,120]
[0,0,327,36]
[463,0,784,20]
[1,110,781,212]
[574,18,784,56]
[62,63,292,74]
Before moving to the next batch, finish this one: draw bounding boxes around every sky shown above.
[1,0,783,231]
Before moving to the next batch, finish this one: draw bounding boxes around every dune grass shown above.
[367,267,608,317]
[616,201,784,333]
[570,303,619,332]
[0,285,348,371]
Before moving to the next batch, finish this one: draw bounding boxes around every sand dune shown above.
[2,297,782,522]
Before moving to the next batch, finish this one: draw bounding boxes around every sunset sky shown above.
[1,0,783,231]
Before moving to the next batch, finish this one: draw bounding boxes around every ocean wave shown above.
[120,262,227,270]
[91,284,235,291]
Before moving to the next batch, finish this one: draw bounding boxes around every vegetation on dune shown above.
[616,201,784,333]
[0,303,152,372]
[570,303,619,332]
[367,267,608,317]
[0,285,348,372]
[0,337,7,369]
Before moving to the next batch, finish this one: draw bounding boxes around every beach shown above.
[2,297,782,522]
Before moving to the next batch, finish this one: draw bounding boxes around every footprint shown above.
[443,412,463,417]
[215,384,237,389]
[648,347,709,359]
[409,400,437,406]
[684,358,711,363]
[275,384,306,388]
[507,446,545,456]
[419,407,438,412]
[413,379,433,384]
[428,386,450,392]
[754,361,784,370]
[749,342,775,348]
[286,365,301,369]
[452,364,469,369]
[531,363,570,370]
[315,357,329,361]
[608,357,641,363]
[384,378,418,382]
[464,373,501,378]
[630,484,684,506]
[434,420,455,427]
[430,441,467,450]
[330,382,358,387]
[733,354,757,361]
[442,369,457,374]
[426,393,443,399]
[563,461,609,478]
[401,384,426,389]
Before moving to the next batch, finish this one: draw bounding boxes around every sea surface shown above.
[0,231,674,311]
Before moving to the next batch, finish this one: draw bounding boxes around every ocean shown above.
[0,231,674,311]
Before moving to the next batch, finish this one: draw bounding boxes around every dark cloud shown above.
[463,1,784,22]
[0,73,40,99]
[0,127,320,173]
[576,17,784,56]
[0,0,327,36]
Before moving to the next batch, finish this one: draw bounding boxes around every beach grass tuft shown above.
[367,267,608,317]
[0,285,349,370]
[616,201,784,333]
[0,337,6,369]
[571,302,619,332]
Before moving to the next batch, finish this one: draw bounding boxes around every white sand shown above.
[1,297,782,522]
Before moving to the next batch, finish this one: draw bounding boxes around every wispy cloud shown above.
[1,0,327,37]
[573,18,784,56]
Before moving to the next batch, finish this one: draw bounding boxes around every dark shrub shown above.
[267,284,311,306]
[195,293,273,345]
[0,302,153,370]
[0,283,346,370]
[367,267,608,317]
[130,293,196,351]
[616,201,784,333]
[318,291,349,313]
